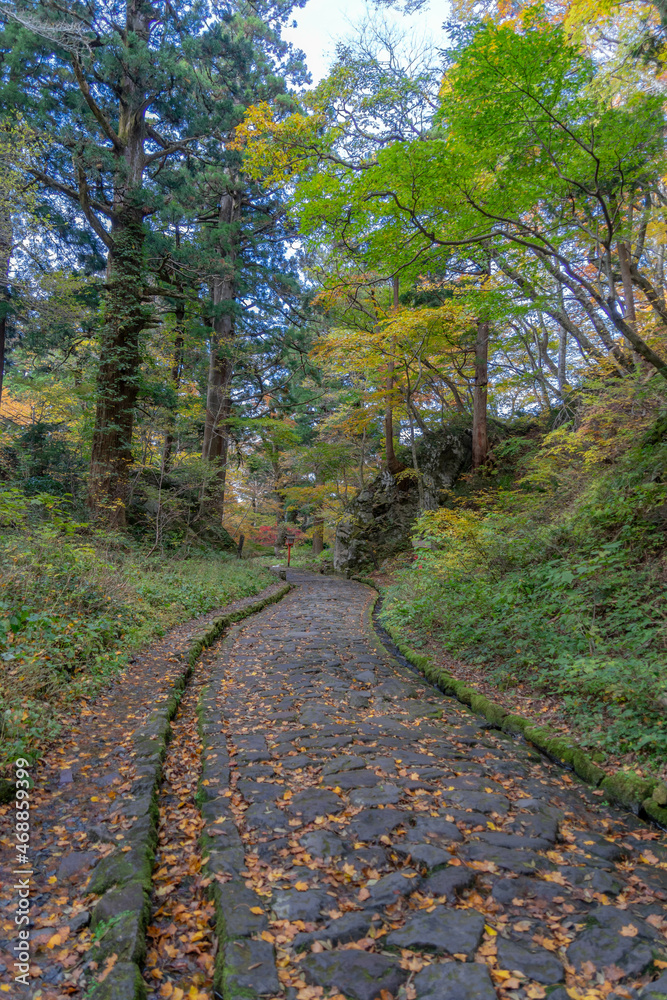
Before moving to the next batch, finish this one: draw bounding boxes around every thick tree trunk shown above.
[0,208,11,412]
[162,311,184,474]
[472,319,489,470]
[617,242,637,327]
[385,276,402,474]
[89,211,146,524]
[407,400,425,509]
[312,519,324,555]
[88,0,151,523]
[202,191,239,514]
[558,326,567,395]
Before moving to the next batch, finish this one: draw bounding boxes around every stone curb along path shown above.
[368,592,667,829]
[196,571,667,1000]
[85,583,290,1000]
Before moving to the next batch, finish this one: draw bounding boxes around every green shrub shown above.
[0,491,272,766]
[381,417,667,769]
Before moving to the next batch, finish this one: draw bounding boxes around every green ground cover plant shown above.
[0,489,273,766]
[380,379,667,772]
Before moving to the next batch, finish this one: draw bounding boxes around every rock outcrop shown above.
[334,427,472,574]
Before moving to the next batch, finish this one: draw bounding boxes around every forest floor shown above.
[1,571,667,1000]
[368,559,666,783]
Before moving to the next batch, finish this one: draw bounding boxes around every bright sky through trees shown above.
[282,0,451,81]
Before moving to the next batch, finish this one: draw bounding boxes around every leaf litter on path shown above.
[143,655,215,1000]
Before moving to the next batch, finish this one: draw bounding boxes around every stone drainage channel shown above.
[107,572,667,1000]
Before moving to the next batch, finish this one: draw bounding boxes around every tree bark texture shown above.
[385,275,402,474]
[312,520,324,555]
[0,207,10,412]
[201,190,240,514]
[162,300,185,474]
[88,0,154,523]
[89,211,146,524]
[472,319,489,470]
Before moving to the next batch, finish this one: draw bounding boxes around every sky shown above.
[281,0,451,82]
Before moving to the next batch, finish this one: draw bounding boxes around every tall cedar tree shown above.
[164,12,307,509]
[0,0,207,523]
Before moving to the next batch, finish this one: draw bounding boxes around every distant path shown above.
[202,570,667,1000]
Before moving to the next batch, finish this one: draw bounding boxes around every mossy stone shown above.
[572,751,606,786]
[501,714,529,735]
[88,848,153,895]
[643,796,667,827]
[652,782,667,807]
[470,693,507,726]
[92,881,149,929]
[601,772,655,812]
[523,726,577,767]
[436,673,459,696]
[90,910,146,965]
[454,684,475,705]
[87,961,146,1000]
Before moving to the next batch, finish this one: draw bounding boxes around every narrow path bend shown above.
[203,571,667,1000]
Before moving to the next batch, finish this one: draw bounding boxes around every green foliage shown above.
[381,401,667,767]
[0,490,272,766]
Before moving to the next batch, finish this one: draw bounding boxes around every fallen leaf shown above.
[620,924,638,937]
[97,953,118,983]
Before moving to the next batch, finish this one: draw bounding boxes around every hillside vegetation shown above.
[381,373,667,772]
[0,491,272,766]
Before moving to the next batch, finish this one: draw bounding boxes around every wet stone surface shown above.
[198,571,667,1000]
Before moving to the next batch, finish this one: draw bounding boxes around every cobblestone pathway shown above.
[198,572,667,1000]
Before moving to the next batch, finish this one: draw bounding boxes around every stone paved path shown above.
[199,572,667,1000]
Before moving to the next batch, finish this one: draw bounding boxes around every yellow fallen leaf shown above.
[91,796,99,802]
[654,960,667,970]
[484,924,497,936]
[261,931,275,943]
[620,924,638,937]
[250,906,264,914]
[294,882,309,891]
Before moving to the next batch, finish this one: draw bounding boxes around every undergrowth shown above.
[0,489,273,767]
[381,373,667,773]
